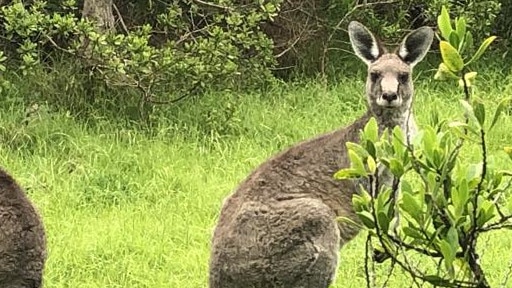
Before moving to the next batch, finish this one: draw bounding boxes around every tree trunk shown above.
[82,0,115,32]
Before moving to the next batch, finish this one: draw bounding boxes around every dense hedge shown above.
[0,0,278,107]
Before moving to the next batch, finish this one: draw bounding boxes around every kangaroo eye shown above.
[370,72,380,82]
[398,73,409,83]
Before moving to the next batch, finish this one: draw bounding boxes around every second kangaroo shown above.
[209,21,434,288]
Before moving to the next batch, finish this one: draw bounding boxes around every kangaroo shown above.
[209,21,433,288]
[0,167,47,288]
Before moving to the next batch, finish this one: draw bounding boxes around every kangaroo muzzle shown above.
[377,74,401,107]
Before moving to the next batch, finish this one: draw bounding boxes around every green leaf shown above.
[459,100,479,126]
[392,125,404,142]
[452,179,469,216]
[392,126,406,157]
[448,121,480,140]
[377,211,390,232]
[346,142,369,158]
[367,156,377,174]
[484,201,497,221]
[446,226,459,250]
[445,226,461,276]
[422,127,437,158]
[400,193,422,222]
[473,99,485,126]
[424,275,450,286]
[363,117,379,143]
[457,216,472,233]
[455,17,466,48]
[449,31,459,50]
[477,199,496,227]
[440,41,464,72]
[490,98,511,131]
[439,239,456,275]
[431,147,445,170]
[466,36,497,66]
[348,149,366,175]
[377,188,394,219]
[437,6,453,41]
[402,225,424,239]
[364,139,377,159]
[458,71,477,88]
[434,63,459,81]
[334,168,361,179]
[352,191,371,212]
[400,179,414,194]
[446,205,458,227]
[389,158,405,177]
[357,211,376,229]
[336,216,364,229]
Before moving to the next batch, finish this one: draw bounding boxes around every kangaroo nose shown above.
[382,92,397,102]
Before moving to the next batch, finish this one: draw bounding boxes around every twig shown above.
[190,0,233,11]
[480,215,512,232]
[175,26,210,45]
[365,235,374,288]
[112,4,129,34]
[461,67,490,288]
[381,258,396,288]
[43,35,74,54]
[492,179,512,219]
[273,5,314,59]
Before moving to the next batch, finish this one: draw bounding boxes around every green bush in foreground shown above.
[337,6,512,288]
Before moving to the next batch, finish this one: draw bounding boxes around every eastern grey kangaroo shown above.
[0,167,47,287]
[209,21,434,288]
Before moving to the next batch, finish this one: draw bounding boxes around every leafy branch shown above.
[0,0,278,117]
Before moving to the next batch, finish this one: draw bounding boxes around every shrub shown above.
[266,0,503,77]
[0,0,279,115]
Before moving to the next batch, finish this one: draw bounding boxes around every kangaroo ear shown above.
[397,26,434,67]
[348,21,383,65]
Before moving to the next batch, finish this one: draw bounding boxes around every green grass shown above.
[1,70,512,287]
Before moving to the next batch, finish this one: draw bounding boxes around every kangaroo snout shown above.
[377,72,401,107]
[377,91,401,107]
[382,92,397,102]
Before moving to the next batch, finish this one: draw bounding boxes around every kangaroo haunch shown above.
[0,167,47,288]
[209,21,434,288]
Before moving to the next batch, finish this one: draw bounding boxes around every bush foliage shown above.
[0,0,510,117]
[0,0,279,114]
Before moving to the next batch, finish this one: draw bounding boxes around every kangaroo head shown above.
[348,21,433,118]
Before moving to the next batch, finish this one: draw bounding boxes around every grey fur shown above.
[0,167,47,288]
[209,22,433,288]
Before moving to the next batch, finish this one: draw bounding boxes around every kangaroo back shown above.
[209,21,433,288]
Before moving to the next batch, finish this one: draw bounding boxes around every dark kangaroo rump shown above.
[0,167,47,288]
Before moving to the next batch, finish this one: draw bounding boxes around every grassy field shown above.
[1,68,512,287]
